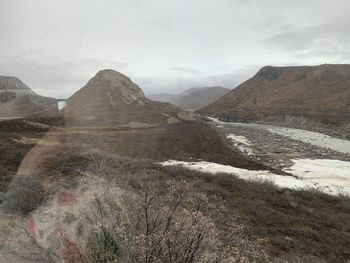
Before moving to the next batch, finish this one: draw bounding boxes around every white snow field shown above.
[160,159,350,195]
[284,159,350,194]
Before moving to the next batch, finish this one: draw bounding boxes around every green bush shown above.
[86,226,120,263]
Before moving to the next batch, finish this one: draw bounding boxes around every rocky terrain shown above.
[261,115,350,140]
[149,86,230,111]
[64,70,195,127]
[199,64,350,125]
[217,121,350,170]
[0,76,59,117]
[215,114,350,140]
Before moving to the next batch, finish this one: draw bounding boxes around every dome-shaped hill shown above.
[64,69,195,128]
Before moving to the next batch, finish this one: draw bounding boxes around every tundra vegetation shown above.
[0,116,350,262]
[2,149,348,262]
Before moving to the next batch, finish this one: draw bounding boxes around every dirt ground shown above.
[0,117,266,191]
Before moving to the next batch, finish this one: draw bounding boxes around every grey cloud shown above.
[168,67,203,75]
[137,66,259,95]
[0,0,349,98]
[265,17,350,61]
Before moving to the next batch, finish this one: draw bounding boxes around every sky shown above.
[0,0,350,98]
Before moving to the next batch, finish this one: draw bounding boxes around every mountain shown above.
[199,64,350,124]
[148,86,230,111]
[147,93,179,103]
[171,86,230,111]
[148,88,201,103]
[64,69,195,127]
[0,76,58,117]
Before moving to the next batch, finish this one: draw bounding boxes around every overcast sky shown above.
[1,0,349,98]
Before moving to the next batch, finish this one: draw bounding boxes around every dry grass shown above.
[24,152,350,262]
[165,167,350,262]
[0,149,342,262]
[23,154,268,263]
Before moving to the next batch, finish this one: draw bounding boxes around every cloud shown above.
[136,65,259,95]
[265,18,350,61]
[168,67,203,75]
[0,0,349,97]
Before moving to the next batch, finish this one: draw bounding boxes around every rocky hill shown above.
[0,76,58,117]
[199,64,350,124]
[64,69,195,127]
[149,86,230,111]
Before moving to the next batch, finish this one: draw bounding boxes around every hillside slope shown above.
[0,76,58,117]
[64,69,195,127]
[199,64,350,123]
[149,86,230,111]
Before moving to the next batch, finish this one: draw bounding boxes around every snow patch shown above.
[160,159,350,195]
[284,159,350,194]
[226,134,254,155]
[227,134,251,145]
[160,160,307,190]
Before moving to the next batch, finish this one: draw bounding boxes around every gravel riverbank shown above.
[209,119,350,170]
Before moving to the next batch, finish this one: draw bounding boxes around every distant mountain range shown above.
[2,64,350,126]
[0,76,58,117]
[148,86,231,111]
[64,69,195,127]
[199,64,350,124]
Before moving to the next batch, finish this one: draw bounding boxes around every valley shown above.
[2,1,350,261]
[199,116,350,195]
[0,68,349,262]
